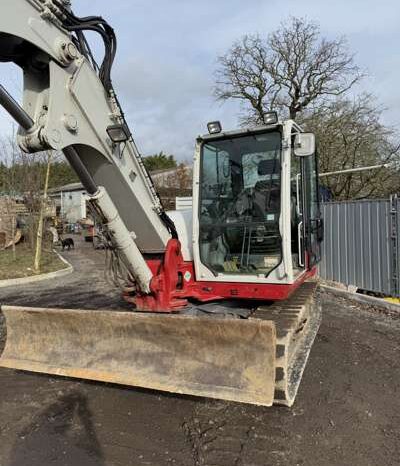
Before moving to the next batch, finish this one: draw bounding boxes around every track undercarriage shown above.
[0,282,320,407]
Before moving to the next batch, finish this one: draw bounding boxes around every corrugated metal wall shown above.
[319,197,400,296]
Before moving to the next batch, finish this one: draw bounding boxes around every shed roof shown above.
[48,182,84,194]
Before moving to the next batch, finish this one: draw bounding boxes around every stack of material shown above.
[0,198,21,249]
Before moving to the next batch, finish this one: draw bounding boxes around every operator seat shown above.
[254,158,281,214]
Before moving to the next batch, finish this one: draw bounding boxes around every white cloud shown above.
[114,54,241,159]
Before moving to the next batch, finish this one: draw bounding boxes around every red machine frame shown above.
[125,239,316,312]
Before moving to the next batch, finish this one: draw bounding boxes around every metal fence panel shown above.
[319,198,399,296]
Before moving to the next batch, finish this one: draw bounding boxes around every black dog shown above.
[61,238,75,250]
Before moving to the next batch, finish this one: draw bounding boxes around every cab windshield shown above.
[199,131,282,275]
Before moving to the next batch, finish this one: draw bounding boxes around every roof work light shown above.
[263,111,278,125]
[207,121,222,134]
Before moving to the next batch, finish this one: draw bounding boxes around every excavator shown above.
[0,0,323,407]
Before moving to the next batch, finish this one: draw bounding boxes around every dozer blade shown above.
[0,283,320,406]
[0,306,277,406]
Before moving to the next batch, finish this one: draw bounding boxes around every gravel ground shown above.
[0,236,399,466]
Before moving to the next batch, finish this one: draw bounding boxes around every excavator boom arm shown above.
[0,0,175,292]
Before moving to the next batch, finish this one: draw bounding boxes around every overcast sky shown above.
[1,0,399,160]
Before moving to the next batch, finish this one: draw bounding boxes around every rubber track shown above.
[252,282,321,406]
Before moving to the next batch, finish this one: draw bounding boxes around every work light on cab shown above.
[207,121,222,134]
[263,111,279,125]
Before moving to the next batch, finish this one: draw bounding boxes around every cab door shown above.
[301,152,323,268]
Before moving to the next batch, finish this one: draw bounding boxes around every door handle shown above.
[298,221,304,267]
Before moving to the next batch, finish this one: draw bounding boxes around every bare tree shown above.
[0,132,19,258]
[300,94,400,199]
[34,151,52,273]
[0,133,57,253]
[215,35,277,125]
[215,17,363,123]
